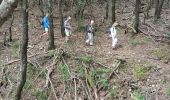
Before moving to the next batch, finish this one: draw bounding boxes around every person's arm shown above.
[46,17,49,28]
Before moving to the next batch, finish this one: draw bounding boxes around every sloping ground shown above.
[0,2,170,100]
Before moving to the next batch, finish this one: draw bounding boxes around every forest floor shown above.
[0,2,170,100]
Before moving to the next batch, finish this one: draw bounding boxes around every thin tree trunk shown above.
[15,0,28,99]
[3,32,6,46]
[157,0,165,18]
[59,0,65,37]
[48,0,55,50]
[154,0,159,19]
[9,14,14,42]
[105,0,109,19]
[154,0,165,20]
[111,0,116,23]
[133,0,140,34]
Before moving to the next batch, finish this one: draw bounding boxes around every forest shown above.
[0,0,170,100]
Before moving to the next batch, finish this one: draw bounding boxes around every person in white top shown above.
[85,20,95,46]
[64,16,72,41]
[110,22,118,49]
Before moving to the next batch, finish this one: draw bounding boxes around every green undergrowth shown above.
[150,45,170,60]
[129,37,151,47]
[32,89,48,100]
[134,61,155,80]
[11,40,20,58]
[131,90,145,100]
[167,86,170,96]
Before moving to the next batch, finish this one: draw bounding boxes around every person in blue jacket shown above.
[41,13,49,37]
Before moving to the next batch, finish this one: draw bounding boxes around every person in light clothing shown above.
[85,20,94,46]
[64,16,72,41]
[110,22,118,49]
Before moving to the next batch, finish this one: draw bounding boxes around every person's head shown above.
[112,22,118,27]
[67,16,71,20]
[46,13,49,17]
[90,20,94,25]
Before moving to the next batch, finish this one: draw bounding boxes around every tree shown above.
[48,0,55,50]
[59,0,65,37]
[15,0,28,99]
[133,0,140,34]
[0,0,18,27]
[154,0,165,20]
[9,14,14,42]
[105,0,109,19]
[111,0,116,23]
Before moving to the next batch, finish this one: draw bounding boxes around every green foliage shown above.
[135,64,145,80]
[129,37,151,47]
[27,63,35,78]
[33,89,48,100]
[79,55,93,63]
[129,38,139,47]
[134,61,155,80]
[131,90,144,100]
[38,68,47,79]
[86,67,111,90]
[11,41,20,58]
[23,80,32,92]
[167,86,170,96]
[11,41,20,49]
[77,0,86,6]
[151,45,170,60]
[59,64,69,81]
[108,85,117,97]
[135,65,145,79]
[47,50,55,57]
[99,79,109,89]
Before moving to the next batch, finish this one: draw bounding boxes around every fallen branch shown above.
[4,51,48,66]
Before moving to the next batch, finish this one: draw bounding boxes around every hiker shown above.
[110,22,118,49]
[64,16,72,41]
[41,13,50,38]
[85,20,95,46]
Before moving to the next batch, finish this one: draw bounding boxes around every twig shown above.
[45,68,58,100]
[109,61,121,80]
[61,83,66,100]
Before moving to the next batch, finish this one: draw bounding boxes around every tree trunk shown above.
[0,0,18,27]
[15,0,28,99]
[154,0,159,20]
[3,32,6,46]
[59,0,65,37]
[157,0,165,18]
[133,0,140,34]
[105,0,109,19]
[48,0,55,50]
[111,0,116,23]
[9,14,14,42]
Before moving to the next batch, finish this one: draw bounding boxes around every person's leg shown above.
[65,29,69,42]
[89,33,93,45]
[86,32,90,44]
[112,38,117,49]
[43,28,48,35]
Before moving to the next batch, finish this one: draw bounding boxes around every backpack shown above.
[85,24,93,33]
[106,26,111,34]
